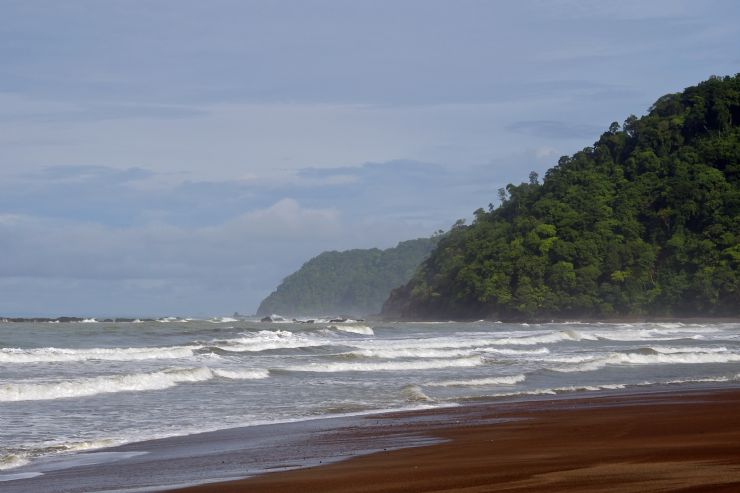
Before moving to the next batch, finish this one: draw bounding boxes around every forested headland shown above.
[383,75,740,320]
[257,238,437,317]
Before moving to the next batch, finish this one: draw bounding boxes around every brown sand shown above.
[169,389,740,492]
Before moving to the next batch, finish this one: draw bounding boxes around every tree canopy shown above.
[383,75,740,320]
[257,237,438,317]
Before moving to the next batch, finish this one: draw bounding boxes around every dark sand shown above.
[169,389,740,493]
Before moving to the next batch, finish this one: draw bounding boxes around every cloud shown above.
[0,199,343,315]
[27,165,155,183]
[220,198,341,240]
[507,120,605,140]
[1,0,738,316]
[0,155,541,315]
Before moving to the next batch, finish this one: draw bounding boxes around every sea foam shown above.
[0,366,268,402]
[549,351,740,373]
[425,374,527,387]
[330,325,375,336]
[0,345,198,363]
[285,356,483,373]
[211,330,325,352]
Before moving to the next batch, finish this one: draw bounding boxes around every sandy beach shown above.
[169,388,740,493]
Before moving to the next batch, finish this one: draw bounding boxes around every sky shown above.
[1,0,738,317]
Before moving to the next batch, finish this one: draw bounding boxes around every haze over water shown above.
[2,318,739,480]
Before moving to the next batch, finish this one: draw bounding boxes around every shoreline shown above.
[373,315,740,324]
[3,386,740,492]
[3,316,739,323]
[167,387,740,493]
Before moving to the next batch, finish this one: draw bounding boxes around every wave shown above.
[0,454,29,471]
[350,347,474,359]
[457,383,630,400]
[549,351,740,373]
[284,356,483,373]
[478,330,597,345]
[471,374,740,401]
[401,384,435,402]
[347,344,553,360]
[330,325,374,336]
[211,368,269,380]
[349,330,590,353]
[0,366,268,402]
[425,374,526,387]
[210,330,326,352]
[480,347,550,356]
[648,346,728,354]
[1,330,330,364]
[663,375,740,385]
[0,345,199,363]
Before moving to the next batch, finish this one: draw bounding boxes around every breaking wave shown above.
[350,347,474,359]
[208,330,325,352]
[401,384,435,402]
[285,356,483,373]
[0,366,268,402]
[0,454,29,471]
[549,351,740,373]
[350,346,551,359]
[330,325,375,336]
[425,374,527,387]
[0,345,198,363]
[211,368,269,380]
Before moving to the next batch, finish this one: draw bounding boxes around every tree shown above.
[383,74,740,320]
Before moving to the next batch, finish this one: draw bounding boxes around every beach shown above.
[3,319,740,492]
[170,388,740,493]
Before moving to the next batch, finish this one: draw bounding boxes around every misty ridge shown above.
[257,237,438,317]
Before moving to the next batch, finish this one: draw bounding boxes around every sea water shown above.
[1,318,739,475]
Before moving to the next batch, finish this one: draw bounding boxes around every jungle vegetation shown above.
[257,237,437,317]
[383,75,740,320]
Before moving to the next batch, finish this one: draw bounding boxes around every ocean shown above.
[1,318,739,486]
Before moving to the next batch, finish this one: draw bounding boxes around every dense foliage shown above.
[383,75,740,320]
[257,238,437,316]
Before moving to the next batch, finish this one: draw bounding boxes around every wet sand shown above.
[170,389,740,493]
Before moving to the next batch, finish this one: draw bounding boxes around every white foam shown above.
[351,330,588,353]
[663,375,736,384]
[650,346,728,354]
[209,317,238,323]
[212,368,270,380]
[213,330,325,352]
[401,384,435,402]
[550,351,740,373]
[484,383,628,398]
[0,366,268,402]
[348,345,551,360]
[351,347,474,359]
[331,325,374,336]
[425,374,526,387]
[616,351,740,365]
[481,330,596,345]
[0,345,199,363]
[80,318,98,323]
[285,356,483,373]
[0,454,29,471]
[479,347,551,356]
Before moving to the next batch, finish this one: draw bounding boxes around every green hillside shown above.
[257,237,437,317]
[383,75,740,320]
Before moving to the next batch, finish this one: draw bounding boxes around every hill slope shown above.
[383,75,740,320]
[257,238,437,317]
